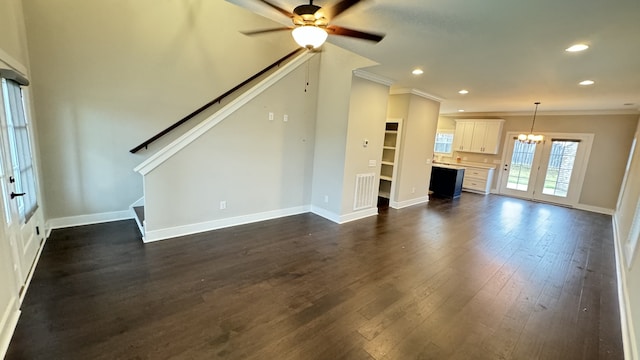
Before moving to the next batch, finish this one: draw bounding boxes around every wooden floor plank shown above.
[5,194,624,359]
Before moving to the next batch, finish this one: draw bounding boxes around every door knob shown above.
[10,192,25,199]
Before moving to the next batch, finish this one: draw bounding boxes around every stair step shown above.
[133,206,145,226]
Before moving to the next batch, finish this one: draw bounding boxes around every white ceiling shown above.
[227,0,640,115]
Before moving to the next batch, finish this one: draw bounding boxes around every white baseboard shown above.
[310,205,341,224]
[310,206,378,224]
[390,195,429,209]
[0,297,20,359]
[47,210,133,230]
[144,206,310,243]
[612,215,638,360]
[338,208,378,224]
[574,203,615,215]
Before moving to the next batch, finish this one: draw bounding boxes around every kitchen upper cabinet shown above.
[453,121,475,152]
[453,119,504,154]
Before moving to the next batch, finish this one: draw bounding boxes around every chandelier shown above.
[518,102,544,144]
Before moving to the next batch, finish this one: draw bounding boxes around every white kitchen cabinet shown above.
[454,119,504,154]
[452,121,475,152]
[462,165,495,194]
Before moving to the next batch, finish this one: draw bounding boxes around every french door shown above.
[0,74,43,290]
[499,132,593,207]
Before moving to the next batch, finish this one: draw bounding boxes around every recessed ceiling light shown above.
[458,89,469,95]
[458,109,465,112]
[566,44,589,52]
[412,68,424,75]
[579,80,595,86]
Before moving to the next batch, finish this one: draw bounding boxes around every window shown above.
[1,78,38,222]
[434,131,454,155]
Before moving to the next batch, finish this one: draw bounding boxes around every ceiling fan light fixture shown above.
[292,25,328,49]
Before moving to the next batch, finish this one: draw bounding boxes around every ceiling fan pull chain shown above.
[305,61,310,93]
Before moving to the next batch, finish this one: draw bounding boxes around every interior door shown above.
[499,132,593,207]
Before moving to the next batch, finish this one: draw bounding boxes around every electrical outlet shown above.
[412,187,416,194]
[219,201,227,210]
[324,195,329,203]
[268,112,274,121]
[368,160,376,167]
[283,114,288,122]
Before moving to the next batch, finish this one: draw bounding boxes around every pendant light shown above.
[518,102,544,144]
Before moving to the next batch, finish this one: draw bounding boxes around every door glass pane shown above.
[542,140,579,197]
[1,78,37,222]
[507,141,536,191]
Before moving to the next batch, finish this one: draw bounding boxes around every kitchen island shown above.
[430,164,465,198]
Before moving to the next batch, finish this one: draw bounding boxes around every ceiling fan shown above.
[242,0,385,49]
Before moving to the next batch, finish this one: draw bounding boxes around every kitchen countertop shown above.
[431,163,466,170]
[434,161,496,170]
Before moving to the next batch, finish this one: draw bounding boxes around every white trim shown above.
[0,47,28,78]
[134,51,316,175]
[310,205,341,224]
[390,195,429,209]
[47,210,133,230]
[0,298,20,360]
[612,216,638,360]
[130,197,144,207]
[573,203,615,215]
[144,206,310,243]
[18,234,48,304]
[338,208,378,224]
[389,88,444,102]
[353,69,394,86]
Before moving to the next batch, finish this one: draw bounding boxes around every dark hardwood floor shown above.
[6,194,623,359]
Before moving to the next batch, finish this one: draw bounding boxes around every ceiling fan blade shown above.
[241,27,293,36]
[320,0,362,20]
[257,0,295,18]
[326,25,385,42]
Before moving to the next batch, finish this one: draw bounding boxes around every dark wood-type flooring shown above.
[6,194,623,359]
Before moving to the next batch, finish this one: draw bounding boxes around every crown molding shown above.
[441,109,640,117]
[352,69,394,87]
[390,88,445,102]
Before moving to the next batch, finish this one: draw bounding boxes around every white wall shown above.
[340,75,390,216]
[143,55,320,239]
[388,92,441,207]
[310,44,377,220]
[614,117,640,359]
[21,0,299,222]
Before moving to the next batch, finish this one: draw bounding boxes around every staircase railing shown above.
[129,48,304,153]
